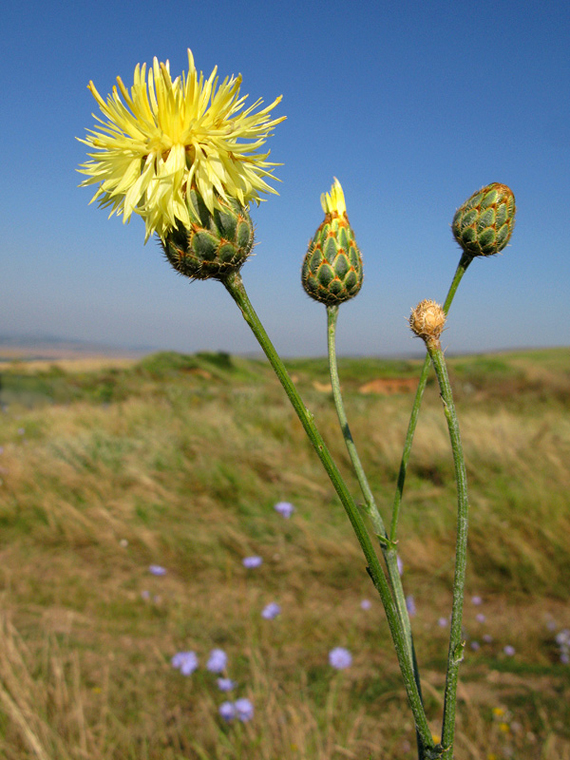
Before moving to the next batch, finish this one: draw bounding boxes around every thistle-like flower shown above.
[452,183,516,257]
[79,49,285,242]
[302,179,363,305]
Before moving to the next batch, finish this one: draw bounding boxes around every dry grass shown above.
[1,349,569,758]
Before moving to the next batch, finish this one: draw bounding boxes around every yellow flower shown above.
[321,177,346,217]
[79,49,285,241]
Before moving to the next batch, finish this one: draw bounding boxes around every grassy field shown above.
[0,347,569,759]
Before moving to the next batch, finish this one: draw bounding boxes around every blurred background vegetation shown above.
[0,347,569,759]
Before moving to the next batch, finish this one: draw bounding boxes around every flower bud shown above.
[302,178,363,305]
[160,189,254,280]
[409,300,446,344]
[452,182,516,257]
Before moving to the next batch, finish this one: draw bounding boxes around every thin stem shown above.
[425,339,470,759]
[327,310,417,646]
[222,270,435,755]
[327,304,427,759]
[326,306,387,536]
[389,252,472,543]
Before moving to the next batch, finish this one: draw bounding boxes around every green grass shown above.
[0,348,569,758]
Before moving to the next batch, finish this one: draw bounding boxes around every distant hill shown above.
[0,335,155,362]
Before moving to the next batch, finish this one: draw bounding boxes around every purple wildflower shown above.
[149,565,167,576]
[274,501,295,518]
[217,678,237,692]
[219,701,236,721]
[555,630,570,647]
[483,634,493,643]
[242,556,263,569]
[261,602,281,619]
[471,641,480,651]
[406,595,416,616]
[555,629,570,663]
[171,651,198,675]
[471,595,482,606]
[438,617,448,627]
[234,698,254,722]
[207,648,227,673]
[476,613,486,623]
[503,645,516,656]
[329,647,352,670]
[360,599,372,611]
[397,556,404,576]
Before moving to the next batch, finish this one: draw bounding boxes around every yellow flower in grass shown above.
[79,49,285,241]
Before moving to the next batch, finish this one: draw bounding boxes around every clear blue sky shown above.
[1,0,569,356]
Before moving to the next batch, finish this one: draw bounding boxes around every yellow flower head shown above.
[79,49,285,241]
[320,177,347,217]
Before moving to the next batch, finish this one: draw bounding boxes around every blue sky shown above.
[1,0,569,356]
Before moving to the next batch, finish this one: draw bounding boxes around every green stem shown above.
[326,309,417,645]
[425,339,470,759]
[327,304,427,760]
[222,270,435,755]
[389,252,472,543]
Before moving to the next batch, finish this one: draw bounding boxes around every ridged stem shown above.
[424,339,470,759]
[389,252,472,543]
[222,271,436,755]
[327,304,427,759]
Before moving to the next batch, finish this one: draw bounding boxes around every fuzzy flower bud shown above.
[452,182,516,257]
[409,300,446,344]
[160,189,254,280]
[301,178,363,305]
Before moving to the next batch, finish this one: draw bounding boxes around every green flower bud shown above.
[160,189,254,280]
[302,178,363,305]
[452,182,516,257]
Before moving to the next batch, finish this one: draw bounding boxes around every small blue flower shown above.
[476,613,486,623]
[171,651,198,675]
[149,565,167,576]
[555,630,570,646]
[503,645,515,656]
[217,677,237,692]
[397,556,404,576]
[219,701,236,721]
[207,648,227,673]
[274,501,295,518]
[261,602,281,619]
[405,595,416,616]
[329,647,352,670]
[360,599,372,610]
[234,698,254,722]
[242,556,263,569]
[438,617,448,628]
[471,595,482,606]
